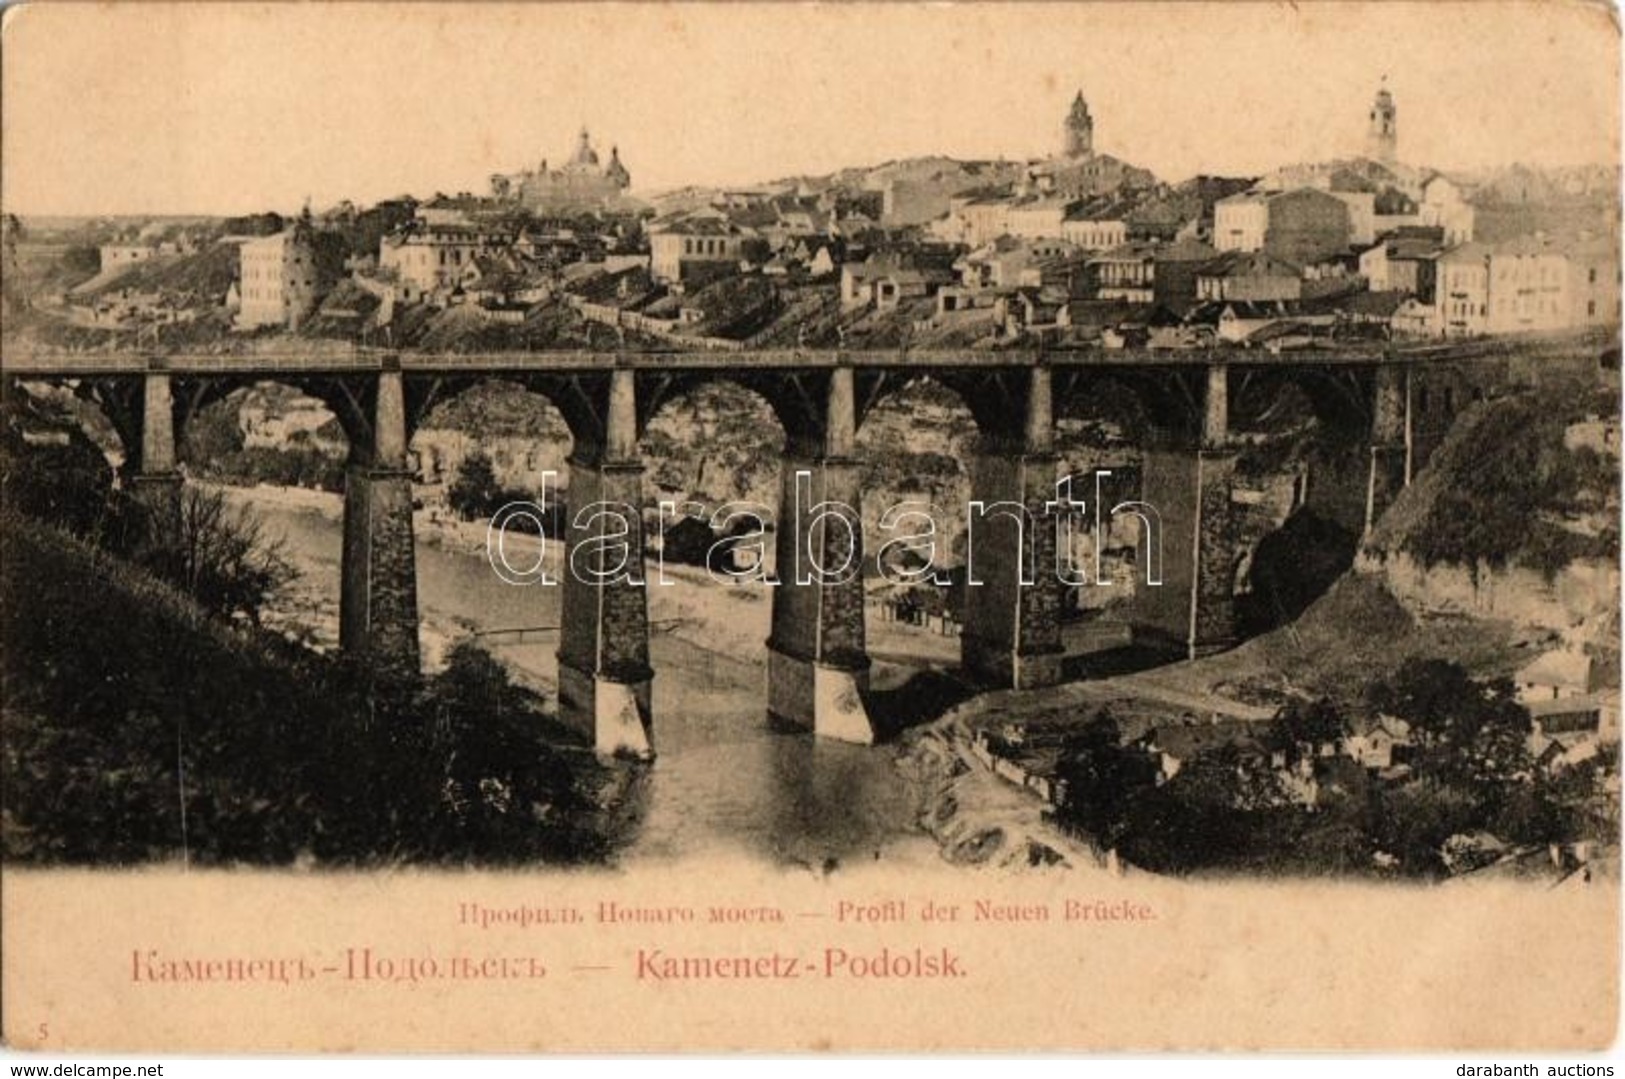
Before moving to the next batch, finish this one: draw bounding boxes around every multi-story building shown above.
[1566,236,1622,329]
[1485,236,1569,333]
[1432,234,1620,337]
[948,194,1015,248]
[1330,191,1377,246]
[1357,229,1442,299]
[237,222,342,330]
[1087,237,1218,309]
[1214,187,1354,266]
[99,244,158,272]
[1061,198,1131,251]
[1195,251,1302,303]
[1260,188,1354,267]
[1419,174,1477,245]
[956,237,1079,291]
[1089,242,1156,303]
[648,219,749,284]
[1434,242,1492,336]
[378,225,509,303]
[1213,191,1270,252]
[1005,196,1072,241]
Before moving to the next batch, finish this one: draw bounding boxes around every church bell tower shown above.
[1064,90,1094,158]
[1367,78,1397,165]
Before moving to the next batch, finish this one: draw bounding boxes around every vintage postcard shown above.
[0,0,1620,1054]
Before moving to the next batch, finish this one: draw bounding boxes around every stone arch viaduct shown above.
[3,335,1596,756]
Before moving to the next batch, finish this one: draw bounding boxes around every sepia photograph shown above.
[0,0,1620,1057]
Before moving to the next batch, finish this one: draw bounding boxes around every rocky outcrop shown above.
[1357,549,1618,640]
[894,716,1108,872]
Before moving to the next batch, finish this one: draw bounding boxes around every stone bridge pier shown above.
[959,365,1065,689]
[130,369,183,517]
[76,366,184,518]
[1366,363,1411,536]
[338,366,422,688]
[1134,364,1238,659]
[767,366,876,743]
[556,367,655,757]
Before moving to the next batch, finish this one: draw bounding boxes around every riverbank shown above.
[219,482,952,868]
[212,481,1237,874]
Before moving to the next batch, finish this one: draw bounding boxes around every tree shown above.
[1367,658,1531,789]
[0,394,116,539]
[124,486,295,625]
[1052,710,1158,850]
[60,246,101,278]
[1369,779,1481,877]
[447,450,500,520]
[1266,697,1346,763]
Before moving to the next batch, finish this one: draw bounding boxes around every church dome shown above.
[568,127,601,169]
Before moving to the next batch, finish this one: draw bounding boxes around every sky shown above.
[2,1,1620,216]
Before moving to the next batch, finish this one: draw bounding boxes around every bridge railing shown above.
[0,326,1613,376]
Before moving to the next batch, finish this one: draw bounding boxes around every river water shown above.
[241,492,939,871]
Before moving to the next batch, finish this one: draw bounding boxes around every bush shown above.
[113,486,295,625]
[1,516,633,867]
[447,450,501,520]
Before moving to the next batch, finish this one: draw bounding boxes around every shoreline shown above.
[214,479,1094,868]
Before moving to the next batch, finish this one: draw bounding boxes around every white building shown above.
[378,226,506,302]
[1212,192,1270,253]
[238,225,334,330]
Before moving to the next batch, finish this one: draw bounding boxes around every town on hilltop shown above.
[0,81,1620,884]
[3,84,1620,354]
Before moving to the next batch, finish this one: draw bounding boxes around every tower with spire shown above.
[1064,90,1094,158]
[1367,78,1397,165]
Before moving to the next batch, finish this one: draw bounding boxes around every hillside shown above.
[81,241,239,303]
[1366,385,1618,578]
[1156,378,1620,711]
[0,512,630,866]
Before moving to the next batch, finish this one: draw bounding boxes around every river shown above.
[233,488,941,871]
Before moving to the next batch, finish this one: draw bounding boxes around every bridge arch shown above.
[1228,365,1374,437]
[173,377,353,490]
[404,377,574,511]
[56,376,144,477]
[636,373,788,511]
[1052,366,1206,446]
[636,369,825,456]
[1222,370,1375,639]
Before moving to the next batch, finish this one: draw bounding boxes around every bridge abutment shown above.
[767,367,876,743]
[960,366,1064,689]
[557,368,654,758]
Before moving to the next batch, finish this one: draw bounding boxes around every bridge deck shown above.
[0,329,1611,376]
